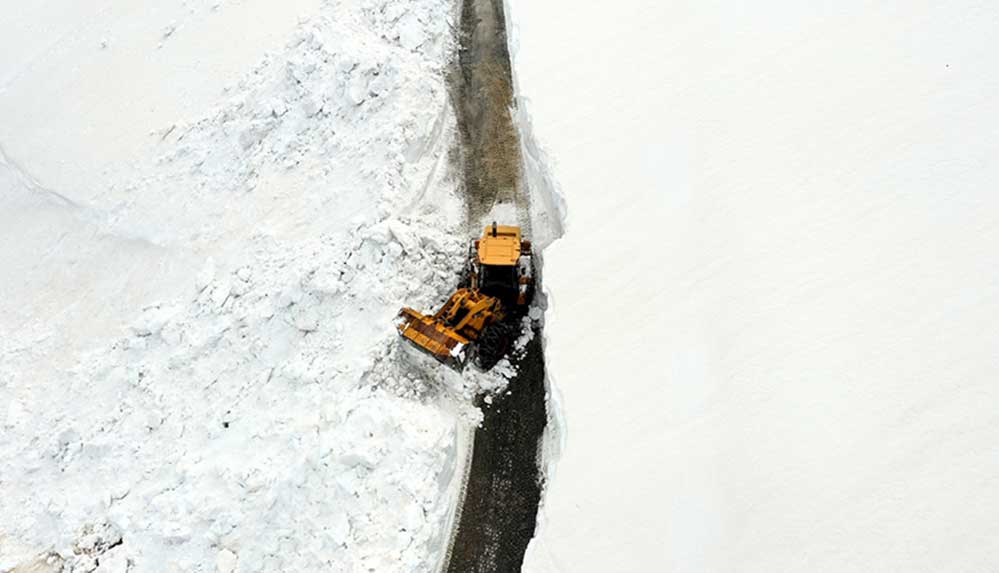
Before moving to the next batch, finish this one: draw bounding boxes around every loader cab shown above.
[474,222,533,307]
[479,263,518,304]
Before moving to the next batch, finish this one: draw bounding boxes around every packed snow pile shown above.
[0,0,513,570]
[2,225,472,572]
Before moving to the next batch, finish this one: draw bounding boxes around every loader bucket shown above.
[396,307,470,370]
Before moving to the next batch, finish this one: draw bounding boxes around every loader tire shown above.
[475,322,512,371]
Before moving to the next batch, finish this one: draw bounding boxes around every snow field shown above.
[512,1,999,572]
[0,0,518,570]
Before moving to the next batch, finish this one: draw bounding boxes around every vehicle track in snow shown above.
[449,0,526,227]
[443,0,546,571]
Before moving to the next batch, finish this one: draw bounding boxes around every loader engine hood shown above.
[477,223,521,266]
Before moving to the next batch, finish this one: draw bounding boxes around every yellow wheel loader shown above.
[396,223,533,371]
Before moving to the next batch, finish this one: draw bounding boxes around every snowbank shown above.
[512,1,999,571]
[0,0,503,570]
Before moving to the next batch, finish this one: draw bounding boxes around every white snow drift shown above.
[511,1,999,572]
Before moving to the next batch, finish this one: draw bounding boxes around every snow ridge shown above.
[501,0,570,556]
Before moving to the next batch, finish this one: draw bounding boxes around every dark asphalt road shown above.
[444,0,548,571]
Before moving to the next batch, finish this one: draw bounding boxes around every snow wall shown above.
[511,1,999,572]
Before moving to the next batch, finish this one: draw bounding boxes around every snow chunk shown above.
[388,219,419,255]
[398,13,425,51]
[130,304,180,337]
[195,257,217,292]
[5,399,28,429]
[215,549,238,573]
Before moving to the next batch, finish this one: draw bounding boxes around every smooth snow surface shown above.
[512,1,999,572]
[0,0,322,196]
[1,0,517,571]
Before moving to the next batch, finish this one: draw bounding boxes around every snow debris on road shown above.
[0,0,513,570]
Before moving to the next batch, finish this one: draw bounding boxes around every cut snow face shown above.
[0,0,517,570]
[513,1,999,572]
